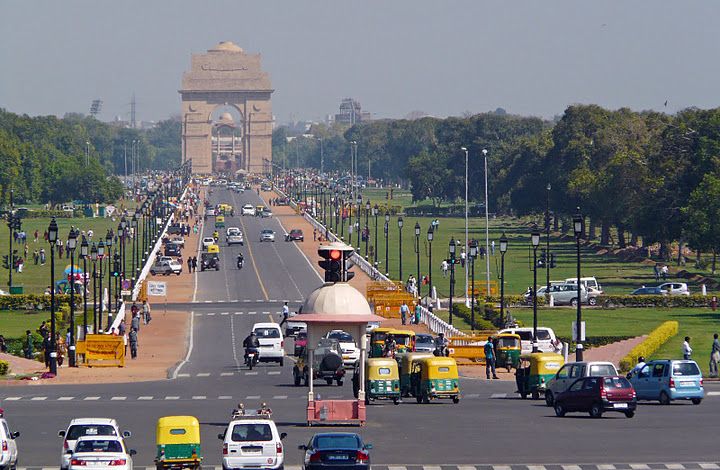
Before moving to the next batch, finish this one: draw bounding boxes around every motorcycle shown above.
[245,349,258,370]
[237,257,244,269]
[433,345,450,357]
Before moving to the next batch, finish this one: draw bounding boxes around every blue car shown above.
[629,359,704,405]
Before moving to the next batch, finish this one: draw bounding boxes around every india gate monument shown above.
[180,41,274,175]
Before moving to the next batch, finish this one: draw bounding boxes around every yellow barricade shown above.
[82,334,125,368]
[467,280,499,297]
[448,333,494,365]
[138,281,148,302]
[370,292,416,319]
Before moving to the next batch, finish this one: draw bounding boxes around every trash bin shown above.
[9,286,23,295]
[98,206,106,217]
[83,207,93,217]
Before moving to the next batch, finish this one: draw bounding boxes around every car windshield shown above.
[603,377,632,389]
[590,364,617,376]
[673,362,701,376]
[262,230,273,234]
[314,435,361,450]
[230,424,273,442]
[416,335,433,344]
[67,425,117,440]
[329,331,354,342]
[75,439,122,453]
[516,331,533,341]
[536,330,551,341]
[254,327,280,338]
[497,337,519,347]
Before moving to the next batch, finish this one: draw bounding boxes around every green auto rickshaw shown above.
[154,415,202,470]
[353,357,401,405]
[493,333,522,371]
[515,352,564,400]
[369,327,394,357]
[409,356,460,404]
[396,352,434,397]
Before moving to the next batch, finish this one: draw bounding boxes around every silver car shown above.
[259,229,275,242]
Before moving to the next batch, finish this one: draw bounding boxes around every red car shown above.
[285,229,304,242]
[553,376,637,418]
[294,331,308,356]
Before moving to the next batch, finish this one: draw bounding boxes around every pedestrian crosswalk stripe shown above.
[630,465,650,469]
[218,396,233,400]
[192,396,206,400]
[262,311,270,314]
[197,372,210,377]
[58,397,74,401]
[111,396,126,401]
[138,396,153,400]
[248,311,257,315]
[207,312,216,316]
[562,466,582,470]
[707,391,720,396]
[4,397,21,401]
[177,373,190,377]
[667,465,685,470]
[234,311,243,315]
[165,396,180,400]
[220,372,234,376]
[528,466,547,470]
[245,372,258,376]
[598,465,615,470]
[31,397,47,401]
[220,312,229,315]
[272,395,287,399]
[465,393,480,399]
[268,371,281,375]
[84,396,100,401]
[246,395,260,399]
[699,464,720,469]
[491,393,507,399]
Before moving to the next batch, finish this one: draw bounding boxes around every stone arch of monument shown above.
[180,41,274,175]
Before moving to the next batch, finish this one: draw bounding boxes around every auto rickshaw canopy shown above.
[206,244,220,254]
[155,416,201,445]
[412,356,459,380]
[519,352,564,376]
[366,357,399,380]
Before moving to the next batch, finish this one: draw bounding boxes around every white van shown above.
[499,327,558,354]
[252,322,285,366]
[565,277,603,294]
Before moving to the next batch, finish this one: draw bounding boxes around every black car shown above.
[286,229,304,242]
[167,224,183,235]
[164,242,181,257]
[200,252,220,271]
[299,433,372,469]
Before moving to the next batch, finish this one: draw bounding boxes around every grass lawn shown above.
[0,310,86,338]
[0,208,151,295]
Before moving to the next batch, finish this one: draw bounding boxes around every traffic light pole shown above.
[8,189,13,289]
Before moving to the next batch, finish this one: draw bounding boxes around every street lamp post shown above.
[48,218,59,374]
[531,228,541,353]
[469,240,478,328]
[67,229,77,367]
[482,148,491,296]
[98,240,105,332]
[573,208,585,361]
[120,217,127,284]
[80,236,89,338]
[105,230,114,322]
[373,205,379,265]
[356,196,362,248]
[499,232,508,326]
[90,243,98,333]
[414,222,421,298]
[131,214,138,287]
[448,237,457,325]
[461,146,469,307]
[398,216,404,282]
[427,227,434,298]
[546,183,551,295]
[365,201,370,258]
[384,212,390,277]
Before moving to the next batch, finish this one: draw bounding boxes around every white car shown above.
[259,229,275,242]
[324,330,360,366]
[499,327,559,354]
[226,227,244,245]
[219,414,286,470]
[241,204,256,216]
[0,416,19,470]
[59,418,131,470]
[202,237,216,250]
[545,361,619,406]
[68,436,135,470]
[252,322,285,366]
[207,208,217,217]
[658,282,690,296]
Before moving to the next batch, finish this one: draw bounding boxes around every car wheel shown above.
[326,378,333,385]
[279,358,284,367]
[692,398,702,405]
[589,402,603,418]
[336,378,343,386]
[545,391,554,407]
[570,298,579,307]
[588,297,597,306]
[531,390,540,400]
[624,411,635,418]
[659,391,671,405]
[554,403,566,417]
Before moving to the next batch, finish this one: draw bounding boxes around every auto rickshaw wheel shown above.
[531,390,540,400]
[393,397,400,405]
[422,393,430,404]
[325,378,333,385]
[545,391,554,407]
[452,396,459,404]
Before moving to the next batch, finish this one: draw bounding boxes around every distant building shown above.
[335,98,371,125]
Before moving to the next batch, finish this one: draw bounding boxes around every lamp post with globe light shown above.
[427,226,434,298]
[67,228,77,367]
[80,236,89,337]
[48,218,59,374]
[531,228,541,352]
[414,222,421,298]
[499,232,508,326]
[573,208,585,361]
[398,216,404,282]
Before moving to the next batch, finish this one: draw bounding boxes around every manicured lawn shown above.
[0,310,86,338]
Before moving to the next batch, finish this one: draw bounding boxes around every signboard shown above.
[120,290,131,296]
[147,281,167,296]
[82,334,125,367]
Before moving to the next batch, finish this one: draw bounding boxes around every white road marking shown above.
[562,466,582,470]
[458,466,478,470]
[204,300,212,303]
[245,371,258,376]
[388,466,406,470]
[700,464,720,469]
[84,396,100,401]
[262,311,270,315]
[234,311,243,315]
[196,373,210,377]
[138,396,153,400]
[598,465,615,470]
[630,465,650,470]
[220,372,234,376]
[268,371,281,375]
[272,395,288,400]
[207,312,216,316]
[464,393,480,399]
[491,393,508,399]
[58,397,74,401]
[194,313,203,316]
[220,312,229,315]
[706,391,720,396]
[494,466,512,470]
[248,311,257,315]
[666,465,685,470]
[177,373,190,378]
[246,395,260,399]
[218,395,233,400]
[192,396,207,400]
[165,396,180,400]
[31,397,47,401]
[423,466,442,470]
[4,397,21,401]
[230,316,241,371]
[111,396,126,401]
[171,310,195,379]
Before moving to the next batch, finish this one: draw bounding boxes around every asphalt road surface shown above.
[3,187,720,467]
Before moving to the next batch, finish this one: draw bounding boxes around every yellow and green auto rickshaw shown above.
[515,352,565,400]
[409,356,460,404]
[154,416,202,470]
[215,214,225,229]
[397,352,434,397]
[369,327,394,357]
[493,333,522,371]
[359,357,401,405]
[391,329,416,354]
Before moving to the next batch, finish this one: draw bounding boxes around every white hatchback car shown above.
[658,282,690,296]
[202,237,217,250]
[252,322,285,366]
[59,418,131,470]
[68,436,135,470]
[0,416,19,470]
[219,415,286,470]
[241,204,256,216]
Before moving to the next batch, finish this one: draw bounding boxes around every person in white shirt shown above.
[628,356,646,378]
[682,336,693,360]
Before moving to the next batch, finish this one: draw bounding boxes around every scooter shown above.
[245,349,258,370]
[237,257,244,269]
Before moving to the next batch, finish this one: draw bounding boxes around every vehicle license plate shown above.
[328,454,349,460]
[680,381,694,387]
[613,403,628,409]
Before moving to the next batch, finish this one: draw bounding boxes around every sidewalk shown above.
[0,188,202,385]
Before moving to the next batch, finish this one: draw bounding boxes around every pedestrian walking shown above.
[118,319,127,336]
[24,244,28,259]
[24,330,34,359]
[280,302,290,328]
[653,264,660,282]
[191,256,197,272]
[187,257,192,273]
[491,240,495,255]
[39,248,46,265]
[142,300,152,325]
[484,338,499,379]
[33,249,39,265]
[460,249,466,268]
[400,301,409,325]
[661,265,669,281]
[441,260,449,278]
[42,332,51,368]
[34,230,39,243]
[131,310,141,332]
[710,333,720,378]
[414,303,422,325]
[313,229,317,241]
[129,328,138,359]
[682,336,693,360]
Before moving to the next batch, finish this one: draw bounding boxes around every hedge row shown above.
[558,335,633,352]
[0,294,77,311]
[600,295,712,308]
[618,321,679,372]
[19,209,78,219]
[0,360,9,375]
[484,295,546,307]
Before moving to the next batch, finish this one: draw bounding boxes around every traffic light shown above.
[538,249,546,267]
[319,247,343,283]
[549,253,556,268]
[111,254,121,277]
[343,250,355,282]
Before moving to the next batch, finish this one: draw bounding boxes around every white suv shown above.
[0,416,19,470]
[219,413,286,470]
[324,330,360,367]
[58,418,131,470]
[252,323,285,366]
[241,204,256,216]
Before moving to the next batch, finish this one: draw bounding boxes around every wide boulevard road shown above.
[2,187,719,469]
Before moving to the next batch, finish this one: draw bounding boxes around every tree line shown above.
[273,105,720,261]
[0,109,181,206]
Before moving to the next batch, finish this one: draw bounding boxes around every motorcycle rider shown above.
[236,252,244,269]
[434,332,449,357]
[243,331,260,364]
[212,230,219,241]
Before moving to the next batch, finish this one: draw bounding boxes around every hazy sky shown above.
[2,1,719,124]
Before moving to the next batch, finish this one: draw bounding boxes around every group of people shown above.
[113,300,152,359]
[653,263,670,281]
[399,300,422,326]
